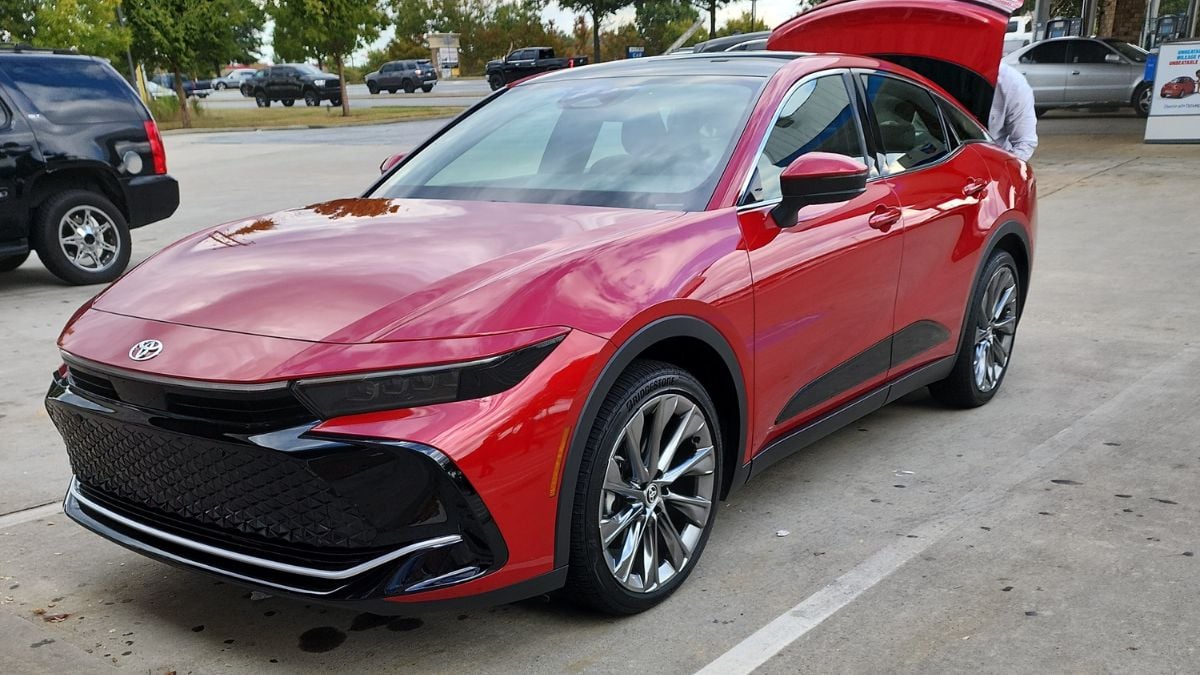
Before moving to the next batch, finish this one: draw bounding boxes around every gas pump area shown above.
[1027,0,1197,49]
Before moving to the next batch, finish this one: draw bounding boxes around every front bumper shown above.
[121,174,179,229]
[46,368,507,604]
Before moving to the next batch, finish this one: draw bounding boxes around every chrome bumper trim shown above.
[69,479,463,583]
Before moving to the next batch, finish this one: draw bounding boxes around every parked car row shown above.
[238,63,342,107]
[1005,36,1152,117]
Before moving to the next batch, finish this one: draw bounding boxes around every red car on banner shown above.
[47,0,1033,615]
[1160,76,1197,98]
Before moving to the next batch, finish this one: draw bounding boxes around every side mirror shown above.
[380,152,406,174]
[1104,53,1121,64]
[771,152,869,228]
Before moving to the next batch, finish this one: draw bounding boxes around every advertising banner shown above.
[1145,40,1200,143]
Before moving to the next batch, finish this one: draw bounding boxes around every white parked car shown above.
[212,68,257,90]
[1004,14,1034,55]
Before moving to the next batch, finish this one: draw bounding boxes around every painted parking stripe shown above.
[0,501,63,529]
[696,348,1196,675]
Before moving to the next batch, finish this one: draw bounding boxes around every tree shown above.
[558,0,630,63]
[714,10,768,38]
[270,0,387,116]
[32,0,131,64]
[690,0,732,38]
[125,0,262,128]
[0,0,37,43]
[634,0,699,55]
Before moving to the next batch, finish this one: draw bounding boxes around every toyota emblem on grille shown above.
[128,339,163,361]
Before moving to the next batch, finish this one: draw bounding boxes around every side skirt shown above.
[746,355,955,481]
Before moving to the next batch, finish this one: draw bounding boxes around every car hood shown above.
[92,198,682,344]
[767,0,1021,122]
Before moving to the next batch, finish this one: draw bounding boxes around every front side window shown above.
[1021,41,1068,64]
[1104,39,1147,63]
[860,74,950,173]
[372,76,764,211]
[746,74,868,204]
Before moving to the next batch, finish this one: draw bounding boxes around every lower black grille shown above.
[48,403,382,549]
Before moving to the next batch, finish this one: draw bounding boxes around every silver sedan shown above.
[1005,37,1152,117]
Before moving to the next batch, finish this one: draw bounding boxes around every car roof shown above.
[528,52,804,83]
[693,32,773,53]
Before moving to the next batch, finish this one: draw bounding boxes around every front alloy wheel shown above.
[33,190,131,285]
[565,360,722,614]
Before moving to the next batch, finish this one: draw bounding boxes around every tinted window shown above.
[1020,41,1068,64]
[1104,39,1147,63]
[1070,40,1116,64]
[1,57,139,124]
[748,75,867,204]
[939,97,988,144]
[373,76,763,211]
[860,74,949,173]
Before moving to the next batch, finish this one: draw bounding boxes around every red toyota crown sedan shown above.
[47,0,1033,615]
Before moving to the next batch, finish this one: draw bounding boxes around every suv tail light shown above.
[144,120,167,174]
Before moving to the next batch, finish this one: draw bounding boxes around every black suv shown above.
[365,59,437,94]
[0,47,179,284]
[249,64,342,107]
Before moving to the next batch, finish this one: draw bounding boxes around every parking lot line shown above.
[0,501,62,529]
[695,347,1198,675]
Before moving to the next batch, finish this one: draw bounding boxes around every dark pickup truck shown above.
[485,47,587,90]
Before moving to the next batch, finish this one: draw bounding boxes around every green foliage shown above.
[689,0,733,36]
[268,0,388,116]
[32,0,131,62]
[634,0,700,55]
[0,0,38,43]
[145,93,180,122]
[558,0,632,63]
[713,10,768,37]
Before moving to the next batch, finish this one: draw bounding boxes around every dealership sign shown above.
[1145,40,1200,143]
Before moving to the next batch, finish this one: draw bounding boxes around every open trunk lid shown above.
[767,0,1022,122]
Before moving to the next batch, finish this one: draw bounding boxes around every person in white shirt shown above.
[988,61,1038,161]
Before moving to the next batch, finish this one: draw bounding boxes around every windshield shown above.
[294,64,324,75]
[1104,39,1147,62]
[372,76,763,211]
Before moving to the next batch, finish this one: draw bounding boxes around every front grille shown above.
[66,362,312,428]
[48,404,382,549]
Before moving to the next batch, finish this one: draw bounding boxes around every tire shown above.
[367,81,379,94]
[330,98,342,107]
[32,190,131,285]
[215,81,226,90]
[304,89,319,107]
[254,90,269,108]
[563,359,722,615]
[1133,82,1152,118]
[282,99,294,107]
[421,85,433,93]
[0,251,29,272]
[488,73,504,91]
[930,250,1021,408]
[402,79,416,94]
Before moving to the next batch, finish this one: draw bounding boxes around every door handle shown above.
[963,178,988,198]
[868,206,902,232]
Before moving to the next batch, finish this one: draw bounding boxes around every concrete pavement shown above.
[1,116,1198,672]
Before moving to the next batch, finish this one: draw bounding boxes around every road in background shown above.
[200,79,490,110]
[2,116,1199,672]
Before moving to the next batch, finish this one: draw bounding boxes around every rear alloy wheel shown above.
[1133,83,1152,118]
[282,98,294,107]
[930,250,1021,408]
[565,360,722,614]
[215,81,226,90]
[402,79,416,93]
[330,98,342,107]
[254,90,269,107]
[304,89,319,107]
[33,190,131,285]
[0,251,29,272]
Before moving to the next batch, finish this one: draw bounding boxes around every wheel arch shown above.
[28,167,128,226]
[954,220,1032,351]
[552,315,748,569]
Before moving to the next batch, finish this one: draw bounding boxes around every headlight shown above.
[313,79,326,86]
[291,335,563,419]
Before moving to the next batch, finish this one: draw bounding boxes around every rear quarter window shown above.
[1,57,140,124]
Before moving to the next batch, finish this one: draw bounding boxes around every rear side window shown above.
[1,57,139,124]
[939,97,988,144]
[860,74,950,173]
[1020,41,1068,64]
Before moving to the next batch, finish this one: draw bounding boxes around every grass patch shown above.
[157,105,465,131]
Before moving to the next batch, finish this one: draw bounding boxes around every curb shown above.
[160,112,461,135]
